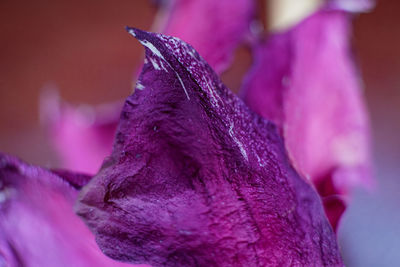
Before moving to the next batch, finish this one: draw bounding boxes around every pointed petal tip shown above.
[125,26,136,37]
[126,27,149,40]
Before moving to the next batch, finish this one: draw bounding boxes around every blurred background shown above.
[0,0,399,266]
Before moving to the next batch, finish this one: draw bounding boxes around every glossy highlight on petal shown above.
[155,0,255,73]
[0,153,142,267]
[240,9,374,229]
[76,28,343,266]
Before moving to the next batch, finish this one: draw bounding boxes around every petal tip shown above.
[125,26,137,37]
[126,27,148,41]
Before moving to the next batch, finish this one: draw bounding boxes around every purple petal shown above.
[76,28,343,266]
[0,153,144,266]
[155,0,255,73]
[41,90,122,173]
[240,9,374,228]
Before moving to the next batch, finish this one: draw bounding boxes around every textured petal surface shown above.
[0,153,141,267]
[155,0,255,73]
[240,9,373,229]
[76,28,343,267]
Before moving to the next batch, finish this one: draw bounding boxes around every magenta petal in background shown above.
[0,153,143,267]
[76,28,343,266]
[156,0,255,73]
[240,9,374,229]
[41,90,122,174]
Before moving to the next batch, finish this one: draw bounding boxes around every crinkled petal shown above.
[41,90,122,173]
[155,0,255,73]
[240,9,374,229]
[0,153,142,267]
[76,28,343,267]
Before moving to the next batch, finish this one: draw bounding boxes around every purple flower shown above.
[1,1,376,265]
[75,28,343,266]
